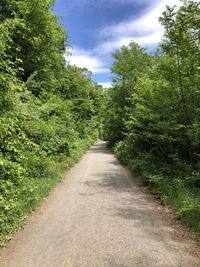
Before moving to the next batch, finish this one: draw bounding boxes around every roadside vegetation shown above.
[103,1,200,235]
[0,0,103,244]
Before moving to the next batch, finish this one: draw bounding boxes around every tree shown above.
[104,0,200,164]
[104,42,151,146]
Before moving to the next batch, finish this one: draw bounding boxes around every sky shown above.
[53,0,184,88]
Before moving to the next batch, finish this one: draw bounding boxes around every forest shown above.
[103,1,200,235]
[0,0,200,245]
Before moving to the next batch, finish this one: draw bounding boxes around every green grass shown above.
[114,141,200,238]
[0,137,96,246]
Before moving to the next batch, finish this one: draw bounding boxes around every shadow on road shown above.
[88,141,113,155]
[82,157,189,257]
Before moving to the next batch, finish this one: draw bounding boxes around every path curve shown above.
[0,141,199,267]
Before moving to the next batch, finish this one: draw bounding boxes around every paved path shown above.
[0,141,199,267]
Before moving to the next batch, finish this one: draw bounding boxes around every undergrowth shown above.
[114,141,200,238]
[0,136,96,246]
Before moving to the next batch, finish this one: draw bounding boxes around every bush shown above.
[113,140,200,235]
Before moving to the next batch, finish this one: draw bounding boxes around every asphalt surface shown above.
[0,141,199,267]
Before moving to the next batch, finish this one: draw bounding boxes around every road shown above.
[0,141,199,267]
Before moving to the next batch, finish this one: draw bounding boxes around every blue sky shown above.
[53,0,183,87]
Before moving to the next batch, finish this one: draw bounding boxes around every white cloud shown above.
[65,0,198,78]
[66,47,109,74]
[98,82,112,88]
[99,1,172,39]
[95,0,183,54]
[95,31,163,55]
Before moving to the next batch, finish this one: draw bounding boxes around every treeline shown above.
[0,0,102,243]
[103,1,200,233]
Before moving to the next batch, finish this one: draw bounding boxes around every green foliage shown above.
[104,1,200,235]
[0,0,102,244]
[115,143,200,233]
